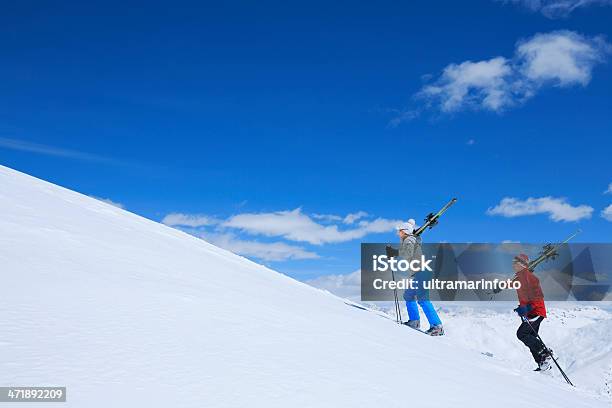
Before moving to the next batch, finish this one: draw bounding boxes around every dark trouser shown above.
[516,316,545,363]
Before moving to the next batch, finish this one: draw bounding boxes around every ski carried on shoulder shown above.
[413,198,458,236]
[528,229,581,271]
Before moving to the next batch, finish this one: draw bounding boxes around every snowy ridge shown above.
[0,164,609,407]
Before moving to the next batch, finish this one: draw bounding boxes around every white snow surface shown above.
[0,164,609,407]
[437,303,612,398]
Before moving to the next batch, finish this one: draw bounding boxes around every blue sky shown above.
[1,1,611,281]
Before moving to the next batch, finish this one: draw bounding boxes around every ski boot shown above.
[403,320,420,329]
[425,324,444,336]
[535,348,553,371]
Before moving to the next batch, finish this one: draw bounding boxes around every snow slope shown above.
[362,300,612,398]
[435,304,612,398]
[0,164,608,408]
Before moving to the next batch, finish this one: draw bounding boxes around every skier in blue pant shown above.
[397,219,444,336]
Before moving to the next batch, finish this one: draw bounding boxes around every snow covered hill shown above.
[434,304,612,398]
[0,164,609,408]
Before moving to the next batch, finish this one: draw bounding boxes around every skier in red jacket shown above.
[511,253,551,371]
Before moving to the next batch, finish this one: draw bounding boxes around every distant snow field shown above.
[0,164,610,407]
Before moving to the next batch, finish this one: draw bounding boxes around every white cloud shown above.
[388,109,421,127]
[162,213,219,228]
[502,0,612,19]
[312,211,369,224]
[517,31,607,86]
[356,217,403,233]
[312,213,343,222]
[487,196,593,222]
[223,208,400,245]
[343,211,368,224]
[419,57,515,113]
[406,30,609,118]
[163,208,400,262]
[206,233,319,262]
[602,204,612,221]
[92,196,125,209]
[306,270,362,301]
[0,137,126,166]
[598,182,612,221]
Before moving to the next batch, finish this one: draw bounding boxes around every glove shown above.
[385,245,399,258]
[514,304,533,317]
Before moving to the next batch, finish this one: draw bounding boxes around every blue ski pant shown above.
[403,271,442,326]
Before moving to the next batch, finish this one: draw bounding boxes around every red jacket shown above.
[515,268,547,318]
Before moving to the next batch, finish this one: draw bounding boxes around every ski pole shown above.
[522,317,574,386]
[390,268,402,324]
